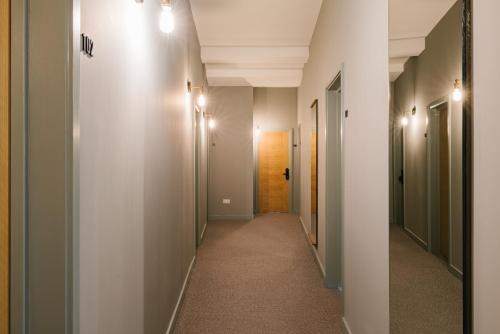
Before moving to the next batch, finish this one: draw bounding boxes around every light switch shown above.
[222,199,231,204]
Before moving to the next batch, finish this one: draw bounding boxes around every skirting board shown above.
[404,226,428,250]
[299,216,326,278]
[342,317,353,334]
[208,214,254,221]
[200,223,207,241]
[166,256,196,334]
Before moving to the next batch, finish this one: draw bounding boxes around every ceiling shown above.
[389,0,458,81]
[190,0,322,87]
[191,0,458,86]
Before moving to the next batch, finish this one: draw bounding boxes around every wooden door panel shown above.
[259,132,289,213]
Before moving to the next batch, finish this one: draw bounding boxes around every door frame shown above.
[254,128,294,214]
[426,97,453,262]
[324,67,345,290]
[1,0,11,331]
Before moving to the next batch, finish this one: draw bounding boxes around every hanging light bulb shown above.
[159,0,174,33]
[452,79,462,102]
[400,116,409,127]
[208,119,216,129]
[197,94,206,107]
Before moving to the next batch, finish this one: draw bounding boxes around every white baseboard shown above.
[342,317,352,334]
[166,256,196,334]
[299,216,326,278]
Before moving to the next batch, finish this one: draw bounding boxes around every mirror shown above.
[310,99,318,246]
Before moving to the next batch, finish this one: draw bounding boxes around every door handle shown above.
[398,169,404,184]
[283,168,290,181]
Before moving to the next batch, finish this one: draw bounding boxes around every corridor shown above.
[173,214,342,333]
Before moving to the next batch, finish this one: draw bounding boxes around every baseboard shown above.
[448,263,463,280]
[404,226,428,250]
[200,223,207,241]
[299,216,326,278]
[342,317,352,334]
[208,214,254,221]
[166,256,196,334]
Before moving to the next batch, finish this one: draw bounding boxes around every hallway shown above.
[173,214,342,333]
[390,225,462,334]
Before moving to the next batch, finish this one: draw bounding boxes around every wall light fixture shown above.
[452,79,462,102]
[401,115,409,127]
[187,80,207,107]
[159,0,174,33]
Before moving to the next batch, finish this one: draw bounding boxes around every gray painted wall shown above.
[393,1,462,271]
[207,87,254,221]
[253,88,299,213]
[79,1,206,334]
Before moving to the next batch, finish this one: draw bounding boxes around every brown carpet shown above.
[173,213,342,334]
[390,224,463,334]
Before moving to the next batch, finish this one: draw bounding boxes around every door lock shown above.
[283,168,290,180]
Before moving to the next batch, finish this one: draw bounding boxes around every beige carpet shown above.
[390,224,463,334]
[173,213,342,334]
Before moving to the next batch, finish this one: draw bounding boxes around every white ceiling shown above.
[389,0,458,81]
[190,0,322,87]
[190,0,458,86]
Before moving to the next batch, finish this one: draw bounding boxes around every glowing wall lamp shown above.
[187,81,207,107]
[159,0,174,33]
[208,119,216,129]
[400,115,409,127]
[452,79,463,102]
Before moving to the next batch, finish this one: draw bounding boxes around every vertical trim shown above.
[71,0,81,331]
[0,0,11,331]
[462,0,473,331]
[10,0,27,331]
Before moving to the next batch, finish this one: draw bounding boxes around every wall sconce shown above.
[400,115,409,127]
[159,0,174,33]
[203,111,216,129]
[187,80,207,107]
[255,126,261,138]
[452,79,462,102]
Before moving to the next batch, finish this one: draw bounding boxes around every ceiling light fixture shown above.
[452,79,462,102]
[159,0,174,33]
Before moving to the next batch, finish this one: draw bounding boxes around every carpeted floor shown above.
[390,224,463,334]
[173,213,342,334]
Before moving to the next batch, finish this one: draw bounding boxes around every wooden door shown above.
[259,131,289,213]
[0,0,10,331]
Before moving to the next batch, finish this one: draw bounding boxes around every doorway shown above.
[325,71,344,289]
[257,130,292,214]
[1,0,10,330]
[427,100,450,261]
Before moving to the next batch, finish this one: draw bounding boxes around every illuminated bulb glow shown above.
[453,88,462,102]
[197,94,206,107]
[208,119,216,129]
[159,5,174,33]
[400,116,409,127]
[255,127,261,138]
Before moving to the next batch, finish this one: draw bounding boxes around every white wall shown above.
[473,1,500,332]
[207,87,254,220]
[298,0,389,332]
[79,0,206,333]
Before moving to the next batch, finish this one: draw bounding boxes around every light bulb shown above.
[197,94,206,107]
[208,119,216,129]
[255,127,261,137]
[159,5,174,33]
[400,116,409,127]
[452,87,462,102]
